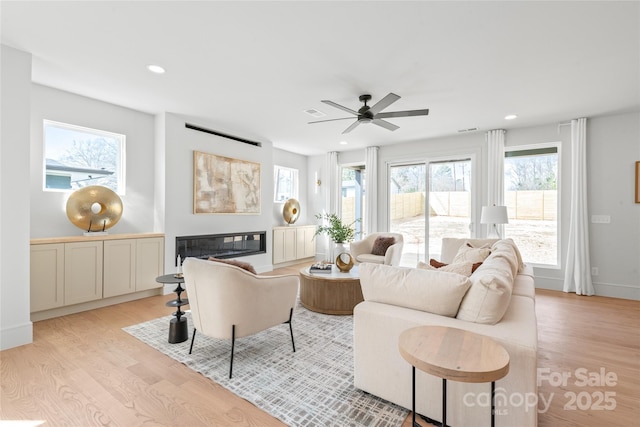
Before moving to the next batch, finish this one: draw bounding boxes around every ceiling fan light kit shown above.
[308,93,430,134]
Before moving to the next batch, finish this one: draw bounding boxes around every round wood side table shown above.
[399,325,510,427]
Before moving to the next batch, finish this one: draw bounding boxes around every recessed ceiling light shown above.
[339,141,348,145]
[504,114,518,120]
[147,65,166,74]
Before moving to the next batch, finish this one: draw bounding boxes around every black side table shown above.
[156,274,189,344]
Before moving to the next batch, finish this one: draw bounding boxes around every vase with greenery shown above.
[313,213,360,243]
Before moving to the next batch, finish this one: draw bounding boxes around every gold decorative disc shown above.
[66,185,123,232]
[283,198,301,224]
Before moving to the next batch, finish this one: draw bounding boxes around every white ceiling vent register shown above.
[304,109,326,118]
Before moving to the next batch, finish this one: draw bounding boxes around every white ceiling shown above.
[2,1,638,156]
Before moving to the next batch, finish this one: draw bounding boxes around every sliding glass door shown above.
[428,159,472,260]
[389,158,473,266]
[389,163,427,265]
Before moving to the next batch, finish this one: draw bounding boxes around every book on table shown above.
[310,263,332,274]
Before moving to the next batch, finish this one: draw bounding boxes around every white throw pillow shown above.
[359,263,472,317]
[452,244,491,264]
[417,261,475,276]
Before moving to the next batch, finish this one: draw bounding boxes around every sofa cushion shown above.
[441,238,499,264]
[455,241,519,324]
[356,253,385,264]
[208,257,257,274]
[452,244,492,264]
[371,236,395,256]
[359,263,471,317]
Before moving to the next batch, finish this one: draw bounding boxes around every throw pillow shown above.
[371,236,395,256]
[417,260,482,276]
[452,244,491,264]
[208,257,257,274]
[360,263,472,317]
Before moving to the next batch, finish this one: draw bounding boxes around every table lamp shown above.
[480,205,509,239]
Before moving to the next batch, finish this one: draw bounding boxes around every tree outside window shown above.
[43,120,125,194]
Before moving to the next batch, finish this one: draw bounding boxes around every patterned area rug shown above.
[123,301,408,427]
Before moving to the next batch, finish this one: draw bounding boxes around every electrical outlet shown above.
[591,215,611,224]
[591,267,599,276]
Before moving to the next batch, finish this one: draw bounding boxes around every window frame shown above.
[42,119,126,194]
[273,165,299,202]
[504,141,561,269]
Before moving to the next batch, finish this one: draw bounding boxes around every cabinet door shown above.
[30,243,65,312]
[296,226,316,259]
[283,228,297,262]
[103,239,136,298]
[303,226,317,258]
[273,229,286,264]
[64,241,103,305]
[135,237,164,291]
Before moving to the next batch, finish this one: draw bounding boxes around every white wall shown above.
[1,45,33,350]
[30,84,156,238]
[160,113,275,275]
[272,148,311,226]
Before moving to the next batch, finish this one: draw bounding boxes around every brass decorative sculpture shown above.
[335,252,354,272]
[66,185,123,233]
[282,198,300,225]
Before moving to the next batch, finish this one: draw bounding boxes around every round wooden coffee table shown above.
[399,325,510,427]
[299,265,363,315]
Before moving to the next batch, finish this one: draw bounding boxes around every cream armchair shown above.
[182,257,299,378]
[349,232,404,266]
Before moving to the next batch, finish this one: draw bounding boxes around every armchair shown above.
[182,257,299,378]
[349,232,404,266]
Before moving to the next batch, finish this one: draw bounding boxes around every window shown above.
[274,165,298,202]
[43,120,125,194]
[389,158,473,266]
[504,144,559,266]
[341,166,364,238]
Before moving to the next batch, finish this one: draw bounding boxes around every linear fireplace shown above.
[175,231,266,264]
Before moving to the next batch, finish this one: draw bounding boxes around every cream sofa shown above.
[354,238,537,427]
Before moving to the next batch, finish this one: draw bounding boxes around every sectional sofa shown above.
[354,238,538,427]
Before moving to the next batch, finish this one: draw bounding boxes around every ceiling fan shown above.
[308,93,429,134]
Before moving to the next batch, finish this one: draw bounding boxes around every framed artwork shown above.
[636,161,640,204]
[193,151,261,214]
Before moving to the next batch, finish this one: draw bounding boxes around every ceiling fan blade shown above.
[342,120,362,134]
[321,100,358,115]
[372,119,399,132]
[308,117,357,124]
[368,93,401,115]
[375,109,430,119]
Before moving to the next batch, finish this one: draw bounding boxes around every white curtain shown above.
[325,151,340,216]
[486,129,506,238]
[564,118,594,295]
[364,146,378,235]
[322,151,341,260]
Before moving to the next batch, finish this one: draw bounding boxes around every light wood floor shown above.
[1,263,638,426]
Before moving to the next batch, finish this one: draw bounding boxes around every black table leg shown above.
[442,378,447,427]
[491,381,496,427]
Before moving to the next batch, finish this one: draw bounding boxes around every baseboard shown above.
[0,321,33,350]
[31,288,163,322]
[534,275,639,300]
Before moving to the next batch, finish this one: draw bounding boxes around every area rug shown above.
[123,301,408,427]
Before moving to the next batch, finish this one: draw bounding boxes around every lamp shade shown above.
[480,205,509,225]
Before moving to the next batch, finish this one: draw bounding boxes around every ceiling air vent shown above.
[457,127,479,133]
[304,108,326,118]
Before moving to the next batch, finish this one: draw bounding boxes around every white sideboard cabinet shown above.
[273,225,316,265]
[30,233,164,321]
